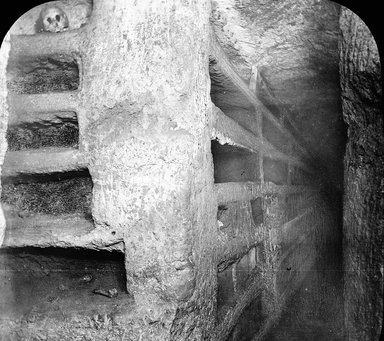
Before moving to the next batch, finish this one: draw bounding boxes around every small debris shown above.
[42,268,50,276]
[18,210,31,218]
[58,284,68,291]
[47,295,57,303]
[80,274,93,283]
[35,331,47,340]
[92,288,118,298]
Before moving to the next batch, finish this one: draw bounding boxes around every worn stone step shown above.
[8,92,80,124]
[10,30,84,57]
[1,213,122,251]
[2,148,87,177]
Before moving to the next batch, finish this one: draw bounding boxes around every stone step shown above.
[1,212,123,251]
[10,30,83,57]
[2,148,87,178]
[8,92,80,125]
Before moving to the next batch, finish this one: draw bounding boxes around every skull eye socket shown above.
[56,14,61,21]
[47,17,52,24]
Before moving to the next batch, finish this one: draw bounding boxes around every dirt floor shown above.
[0,247,136,340]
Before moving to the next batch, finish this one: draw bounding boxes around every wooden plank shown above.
[215,181,317,205]
[210,37,312,162]
[212,106,311,172]
[2,148,88,177]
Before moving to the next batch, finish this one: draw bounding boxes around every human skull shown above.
[41,6,69,33]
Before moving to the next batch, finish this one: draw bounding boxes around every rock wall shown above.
[82,2,214,336]
[339,7,384,340]
[0,16,10,247]
[0,1,360,340]
[0,0,215,339]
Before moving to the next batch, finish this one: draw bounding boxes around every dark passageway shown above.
[210,1,382,340]
[209,1,345,340]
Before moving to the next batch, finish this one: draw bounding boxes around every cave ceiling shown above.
[211,0,347,184]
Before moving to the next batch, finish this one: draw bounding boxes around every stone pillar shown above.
[79,0,215,338]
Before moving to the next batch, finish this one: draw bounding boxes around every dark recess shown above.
[7,113,79,151]
[212,140,259,183]
[7,54,80,94]
[1,169,93,218]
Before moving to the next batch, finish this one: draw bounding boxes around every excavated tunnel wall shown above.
[340,8,383,340]
[0,1,349,340]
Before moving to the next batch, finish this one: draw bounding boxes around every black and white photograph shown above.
[0,0,382,340]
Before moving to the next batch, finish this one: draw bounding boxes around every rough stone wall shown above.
[210,0,346,188]
[81,1,215,339]
[0,1,354,340]
[0,32,9,245]
[211,173,342,340]
[339,7,384,340]
[207,2,344,335]
[0,0,216,339]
